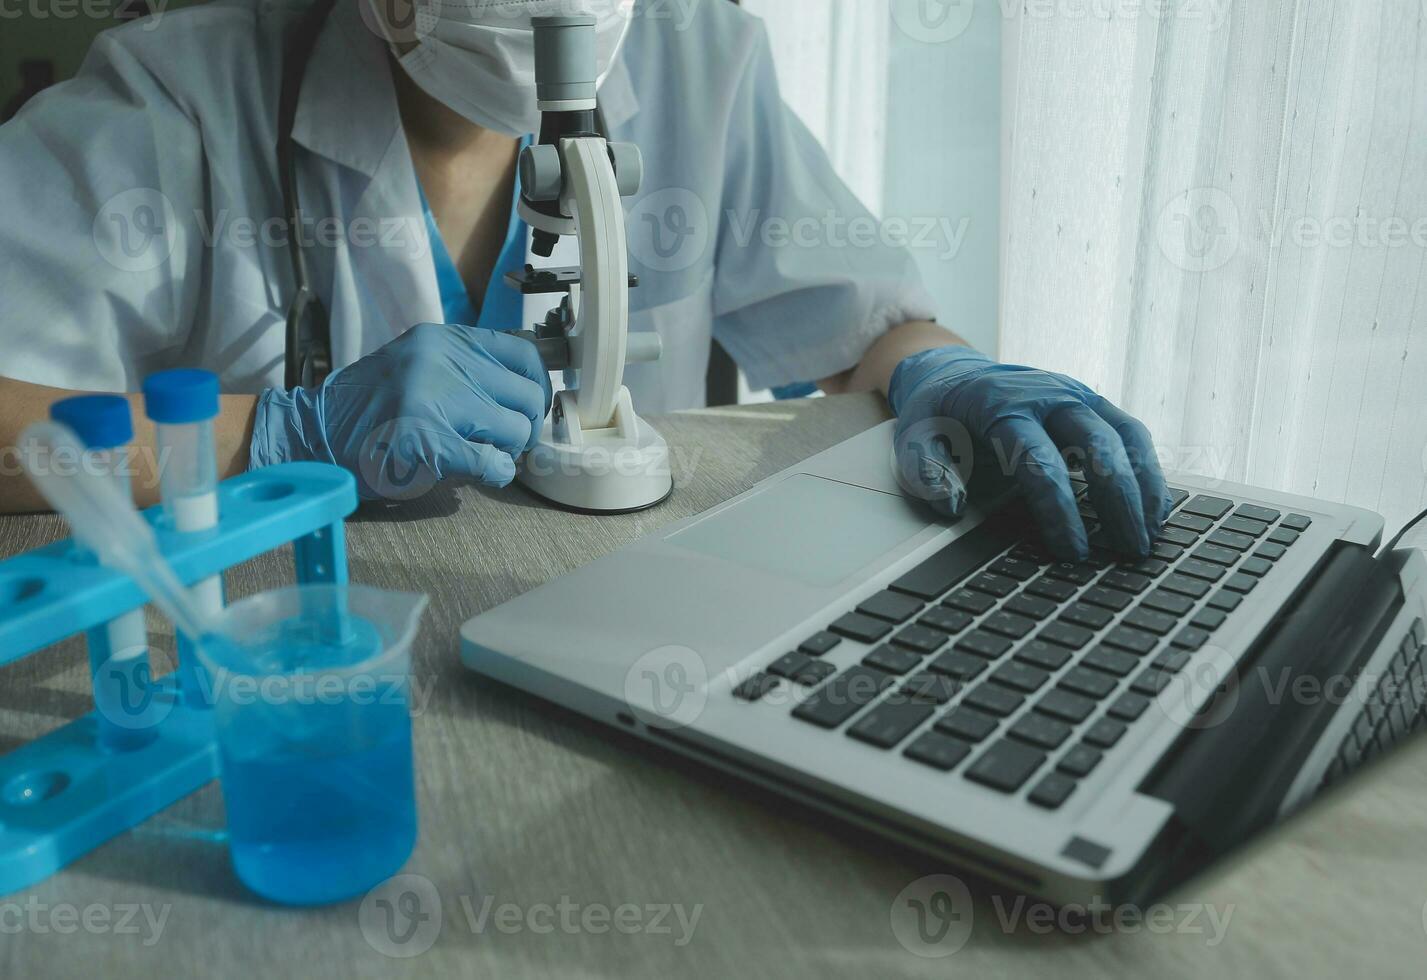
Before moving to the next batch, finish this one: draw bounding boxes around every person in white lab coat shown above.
[0,0,1171,559]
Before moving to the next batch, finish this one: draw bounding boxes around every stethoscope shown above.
[276,0,339,391]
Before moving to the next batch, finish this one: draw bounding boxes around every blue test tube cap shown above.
[142,369,220,425]
[50,395,133,450]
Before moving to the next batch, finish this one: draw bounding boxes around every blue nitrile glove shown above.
[251,323,553,501]
[889,346,1171,560]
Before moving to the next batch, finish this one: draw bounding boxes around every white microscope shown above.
[509,14,673,514]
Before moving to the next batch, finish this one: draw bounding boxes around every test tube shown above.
[142,369,223,706]
[50,395,155,751]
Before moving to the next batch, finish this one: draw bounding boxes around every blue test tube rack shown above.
[0,463,357,896]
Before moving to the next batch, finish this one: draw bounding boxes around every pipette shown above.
[23,420,216,646]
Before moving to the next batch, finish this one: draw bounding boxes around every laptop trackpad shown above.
[666,474,932,590]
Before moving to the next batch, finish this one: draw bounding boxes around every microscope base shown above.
[517,390,674,514]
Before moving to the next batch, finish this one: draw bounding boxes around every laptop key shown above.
[989,557,1041,582]
[769,652,817,681]
[928,650,989,682]
[1162,574,1210,599]
[1254,542,1288,562]
[1101,570,1152,595]
[1207,590,1244,612]
[1029,773,1078,809]
[799,631,842,657]
[1036,689,1097,724]
[791,665,894,729]
[1151,541,1186,562]
[1153,648,1192,673]
[920,607,974,635]
[1168,512,1213,534]
[965,739,1047,793]
[1239,556,1273,578]
[829,613,893,644]
[1222,515,1270,538]
[1005,594,1058,621]
[1190,608,1228,632]
[1060,602,1114,631]
[956,630,1013,660]
[1082,585,1134,612]
[864,645,923,676]
[1058,744,1104,778]
[1142,589,1194,617]
[900,672,960,704]
[1184,495,1233,520]
[1267,527,1300,547]
[1039,621,1095,651]
[1120,558,1169,578]
[964,683,1024,717]
[1016,640,1073,672]
[1108,692,1151,721]
[944,588,997,616]
[1235,503,1281,524]
[857,590,924,624]
[1103,625,1158,655]
[1122,607,1178,636]
[1223,572,1259,595]
[967,572,1018,598]
[1207,529,1256,552]
[1046,563,1098,586]
[1157,526,1199,547]
[1192,544,1242,568]
[1171,627,1211,651]
[1083,647,1138,677]
[1010,713,1072,750]
[733,673,780,702]
[892,625,949,654]
[992,662,1050,694]
[1130,669,1172,696]
[904,732,973,771]
[795,660,837,687]
[936,706,1000,743]
[1059,666,1119,700]
[983,611,1037,640]
[1179,559,1226,583]
[1025,576,1079,602]
[888,523,1017,600]
[1282,514,1313,532]
[1084,718,1128,748]
[848,700,935,749]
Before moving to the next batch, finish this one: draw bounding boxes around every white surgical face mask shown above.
[364,0,636,137]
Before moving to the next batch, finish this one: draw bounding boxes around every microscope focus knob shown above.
[520,144,565,203]
[607,142,643,198]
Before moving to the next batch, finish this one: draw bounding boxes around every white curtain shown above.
[752,0,1425,533]
[1002,0,1427,533]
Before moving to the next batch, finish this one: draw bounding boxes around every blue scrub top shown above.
[421,137,530,332]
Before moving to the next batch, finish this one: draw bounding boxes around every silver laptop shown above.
[461,421,1427,905]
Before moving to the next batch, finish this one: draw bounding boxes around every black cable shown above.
[1382,505,1427,556]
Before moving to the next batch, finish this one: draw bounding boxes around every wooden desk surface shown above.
[1,394,1424,978]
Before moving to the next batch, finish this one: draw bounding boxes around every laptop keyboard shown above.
[733,482,1316,810]
[1320,617,1427,790]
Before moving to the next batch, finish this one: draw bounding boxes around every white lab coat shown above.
[0,0,936,412]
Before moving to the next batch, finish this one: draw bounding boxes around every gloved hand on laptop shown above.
[251,322,553,500]
[888,346,1171,561]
